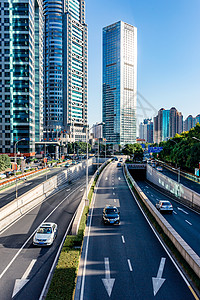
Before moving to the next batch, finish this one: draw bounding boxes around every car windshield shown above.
[37,227,52,234]
[162,202,171,206]
[105,208,118,214]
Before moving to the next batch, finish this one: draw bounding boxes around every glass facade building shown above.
[43,0,63,132]
[162,110,170,141]
[44,0,88,142]
[0,0,43,155]
[102,21,137,146]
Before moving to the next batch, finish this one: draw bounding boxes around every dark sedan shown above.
[102,205,120,225]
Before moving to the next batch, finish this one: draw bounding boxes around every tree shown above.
[0,154,11,171]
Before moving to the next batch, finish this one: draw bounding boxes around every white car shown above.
[33,222,57,246]
[0,173,7,179]
[156,166,163,172]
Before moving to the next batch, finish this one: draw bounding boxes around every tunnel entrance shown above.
[126,163,146,180]
[129,169,146,180]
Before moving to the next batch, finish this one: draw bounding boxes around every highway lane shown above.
[157,164,200,194]
[0,172,93,300]
[75,161,196,300]
[0,163,85,208]
[136,179,200,257]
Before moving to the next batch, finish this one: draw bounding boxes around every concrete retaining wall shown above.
[146,164,200,212]
[125,165,200,279]
[0,159,94,232]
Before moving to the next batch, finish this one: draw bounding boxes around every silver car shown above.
[33,222,57,246]
[156,200,173,214]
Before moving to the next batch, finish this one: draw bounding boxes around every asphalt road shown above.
[0,164,83,208]
[0,170,94,300]
[158,165,200,194]
[136,179,200,257]
[75,161,196,300]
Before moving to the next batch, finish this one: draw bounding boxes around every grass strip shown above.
[46,161,110,300]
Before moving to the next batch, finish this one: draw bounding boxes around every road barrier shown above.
[71,159,111,235]
[0,159,93,232]
[124,164,200,279]
[146,164,200,212]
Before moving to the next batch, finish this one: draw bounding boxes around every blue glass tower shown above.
[102,21,137,146]
[44,0,88,142]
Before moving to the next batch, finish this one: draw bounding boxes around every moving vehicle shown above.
[156,200,173,214]
[117,162,121,167]
[33,222,58,246]
[0,173,7,179]
[65,163,70,168]
[156,166,163,172]
[102,205,120,225]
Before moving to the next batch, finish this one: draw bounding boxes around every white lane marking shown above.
[173,211,177,215]
[66,188,71,191]
[113,188,114,190]
[105,177,108,180]
[152,257,166,296]
[102,258,115,297]
[177,207,189,215]
[0,184,84,279]
[113,193,115,195]
[185,220,192,226]
[146,186,149,188]
[121,236,125,243]
[118,177,121,180]
[80,188,84,192]
[12,259,37,298]
[127,259,133,272]
[113,199,116,203]
[112,183,114,185]
[151,194,154,197]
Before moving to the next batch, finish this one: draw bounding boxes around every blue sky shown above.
[86,0,200,127]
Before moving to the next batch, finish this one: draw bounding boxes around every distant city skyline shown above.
[86,0,200,126]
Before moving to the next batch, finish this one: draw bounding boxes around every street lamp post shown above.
[14,138,25,199]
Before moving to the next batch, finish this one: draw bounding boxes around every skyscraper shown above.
[44,0,88,142]
[153,107,183,143]
[102,21,137,146]
[0,0,43,155]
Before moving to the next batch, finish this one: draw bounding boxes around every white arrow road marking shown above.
[12,259,36,298]
[102,258,115,297]
[177,207,188,214]
[152,257,166,296]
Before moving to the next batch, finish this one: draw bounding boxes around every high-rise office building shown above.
[0,0,43,155]
[139,119,153,143]
[184,114,200,131]
[102,21,137,146]
[153,107,183,143]
[44,0,88,142]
